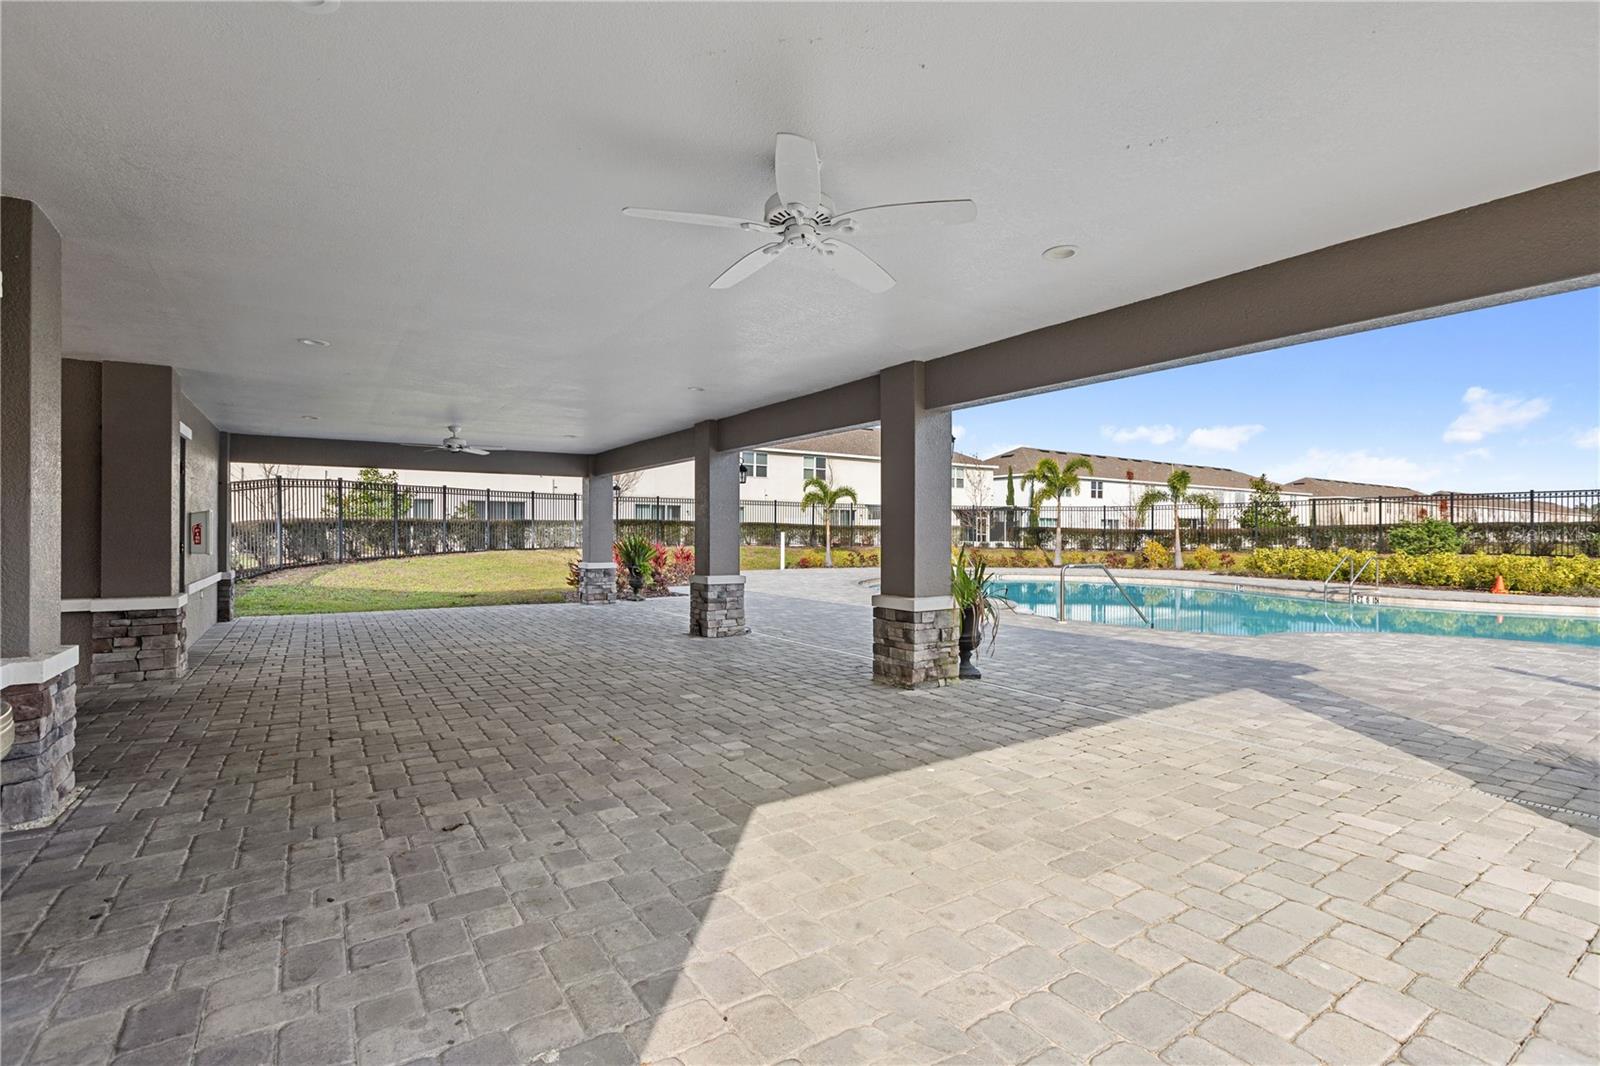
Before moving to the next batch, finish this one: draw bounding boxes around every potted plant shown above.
[616,533,654,598]
[951,548,1000,680]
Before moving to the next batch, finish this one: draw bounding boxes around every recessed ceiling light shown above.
[1042,245,1078,261]
[561,434,578,439]
[300,415,319,421]
[296,0,340,12]
[297,337,331,347]
[687,386,706,392]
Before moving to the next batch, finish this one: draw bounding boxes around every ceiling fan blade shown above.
[709,242,783,289]
[828,199,977,233]
[622,207,774,232]
[773,133,821,213]
[460,446,491,456]
[820,239,895,293]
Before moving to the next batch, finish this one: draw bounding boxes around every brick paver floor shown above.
[2,570,1596,1065]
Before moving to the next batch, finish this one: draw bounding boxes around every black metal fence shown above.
[964,489,1600,557]
[229,478,878,578]
[231,479,1598,579]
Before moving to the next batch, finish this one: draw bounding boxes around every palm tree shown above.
[1022,456,1094,565]
[1134,468,1221,569]
[799,476,859,567]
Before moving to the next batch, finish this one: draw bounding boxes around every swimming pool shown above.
[991,577,1600,647]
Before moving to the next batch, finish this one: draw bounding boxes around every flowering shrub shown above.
[1188,545,1221,571]
[1238,547,1600,595]
[1138,538,1172,569]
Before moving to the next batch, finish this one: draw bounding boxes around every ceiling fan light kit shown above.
[623,133,975,293]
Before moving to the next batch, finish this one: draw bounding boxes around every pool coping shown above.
[991,568,1600,619]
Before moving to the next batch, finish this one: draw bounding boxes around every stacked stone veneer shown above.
[577,564,618,605]
[690,578,747,637]
[1,667,76,825]
[217,575,235,623]
[91,607,187,683]
[873,604,959,688]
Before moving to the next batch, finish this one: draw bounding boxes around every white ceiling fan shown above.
[623,133,975,293]
[404,425,506,457]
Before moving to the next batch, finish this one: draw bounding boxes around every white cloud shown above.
[1102,424,1178,446]
[1280,448,1440,489]
[1575,427,1600,449]
[1457,447,1492,461]
[1185,424,1264,451]
[1442,386,1550,443]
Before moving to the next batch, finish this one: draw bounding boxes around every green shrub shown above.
[1237,546,1600,595]
[1387,518,1464,556]
[1188,545,1221,571]
[1138,538,1172,569]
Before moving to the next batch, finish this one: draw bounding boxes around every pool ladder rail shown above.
[1058,563,1155,628]
[1323,553,1381,602]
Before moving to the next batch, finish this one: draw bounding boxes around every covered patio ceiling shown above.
[2,2,1596,456]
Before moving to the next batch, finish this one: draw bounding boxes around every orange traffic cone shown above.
[1490,574,1507,595]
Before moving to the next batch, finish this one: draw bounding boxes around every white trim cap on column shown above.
[871,593,956,612]
[0,646,81,689]
[689,575,746,586]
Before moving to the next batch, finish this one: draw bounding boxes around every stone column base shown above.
[90,606,187,683]
[2,660,77,826]
[216,575,235,622]
[577,563,618,604]
[690,576,747,637]
[872,596,958,688]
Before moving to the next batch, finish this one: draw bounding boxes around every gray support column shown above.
[216,432,234,622]
[873,361,957,687]
[577,473,617,603]
[690,420,746,637]
[1,197,78,824]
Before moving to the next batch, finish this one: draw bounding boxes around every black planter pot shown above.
[628,566,644,597]
[958,605,982,680]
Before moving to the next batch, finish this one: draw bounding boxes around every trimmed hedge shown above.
[1238,547,1600,595]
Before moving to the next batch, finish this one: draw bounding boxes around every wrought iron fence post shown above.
[572,492,579,548]
[484,487,491,551]
[274,475,284,570]
[1528,489,1537,553]
[529,490,536,550]
[442,485,450,552]
[336,478,345,562]
[391,482,399,557]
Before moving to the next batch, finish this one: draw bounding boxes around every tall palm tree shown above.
[1134,468,1220,569]
[1022,456,1093,565]
[799,476,859,567]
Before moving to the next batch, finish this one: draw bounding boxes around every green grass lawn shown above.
[234,546,818,616]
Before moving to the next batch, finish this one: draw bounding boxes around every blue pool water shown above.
[991,578,1600,647]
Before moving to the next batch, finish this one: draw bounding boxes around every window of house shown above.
[633,503,682,521]
[410,499,435,519]
[1090,480,1104,499]
[1101,518,1120,529]
[803,455,827,481]
[464,500,526,520]
[829,506,854,525]
[866,505,882,521]
[739,450,768,478]
[951,468,964,489]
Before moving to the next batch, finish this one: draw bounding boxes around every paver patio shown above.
[2,570,1596,1066]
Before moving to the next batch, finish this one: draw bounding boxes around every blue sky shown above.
[954,288,1600,492]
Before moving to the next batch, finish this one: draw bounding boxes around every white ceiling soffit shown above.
[2,2,1595,454]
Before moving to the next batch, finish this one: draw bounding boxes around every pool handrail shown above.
[1058,563,1154,628]
[1323,553,1381,601]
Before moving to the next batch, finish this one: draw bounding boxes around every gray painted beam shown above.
[589,428,697,478]
[925,171,1600,409]
[231,434,590,477]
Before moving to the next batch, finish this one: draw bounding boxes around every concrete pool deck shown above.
[1,568,1596,1065]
